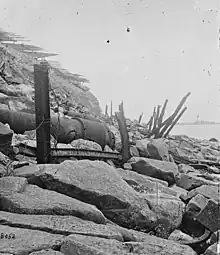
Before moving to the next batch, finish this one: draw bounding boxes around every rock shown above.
[170,185,188,198]
[11,161,29,169]
[185,185,219,203]
[0,225,64,254]
[131,157,178,186]
[0,122,13,151]
[0,177,106,224]
[56,143,73,149]
[176,147,192,159]
[29,249,64,255]
[123,163,132,170]
[179,138,194,150]
[13,164,46,178]
[116,169,176,198]
[196,199,220,233]
[186,194,209,213]
[208,231,218,246]
[0,211,129,242]
[209,166,220,174]
[209,137,218,142]
[71,139,102,151]
[147,138,170,161]
[11,133,28,145]
[0,164,7,177]
[135,138,151,157]
[129,145,139,157]
[178,164,195,174]
[142,193,185,238]
[13,160,158,231]
[24,130,36,140]
[61,233,196,255]
[168,229,194,243]
[169,153,175,162]
[104,145,113,152]
[116,168,168,187]
[0,176,27,196]
[175,173,219,191]
[0,151,12,166]
[8,97,34,112]
[107,125,121,151]
[180,211,206,238]
[203,243,217,255]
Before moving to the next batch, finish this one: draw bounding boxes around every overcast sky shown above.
[0,0,220,122]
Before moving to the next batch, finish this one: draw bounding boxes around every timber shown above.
[115,101,131,163]
[34,62,51,164]
[16,142,122,161]
[146,93,191,138]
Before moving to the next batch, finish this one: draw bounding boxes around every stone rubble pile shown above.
[0,30,218,254]
[0,120,219,255]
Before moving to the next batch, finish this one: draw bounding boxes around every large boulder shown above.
[186,194,208,213]
[147,138,170,161]
[0,177,106,224]
[175,172,219,191]
[142,193,185,238]
[184,185,219,203]
[29,249,64,255]
[116,168,168,186]
[0,225,64,255]
[130,157,178,186]
[60,233,196,255]
[0,211,134,242]
[14,160,158,231]
[116,169,184,238]
[116,168,177,197]
[135,138,151,157]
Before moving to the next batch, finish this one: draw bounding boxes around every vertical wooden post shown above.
[115,102,131,164]
[34,62,51,164]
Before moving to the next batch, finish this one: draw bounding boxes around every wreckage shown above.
[0,108,115,150]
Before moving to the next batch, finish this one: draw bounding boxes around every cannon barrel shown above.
[0,109,115,149]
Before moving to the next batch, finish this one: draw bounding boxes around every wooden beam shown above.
[115,102,131,163]
[34,62,51,164]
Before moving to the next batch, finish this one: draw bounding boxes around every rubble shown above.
[0,30,219,255]
[1,132,219,254]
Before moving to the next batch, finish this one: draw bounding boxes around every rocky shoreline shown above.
[0,121,219,254]
[0,30,219,255]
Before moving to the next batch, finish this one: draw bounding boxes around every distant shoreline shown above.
[176,121,220,126]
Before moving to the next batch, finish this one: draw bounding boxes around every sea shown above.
[170,124,220,141]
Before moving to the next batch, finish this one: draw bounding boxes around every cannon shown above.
[0,109,115,150]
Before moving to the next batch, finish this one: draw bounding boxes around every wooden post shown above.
[115,102,131,164]
[105,104,108,117]
[34,62,51,164]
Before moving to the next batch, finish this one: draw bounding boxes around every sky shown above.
[0,0,220,122]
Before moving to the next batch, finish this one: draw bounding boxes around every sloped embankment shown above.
[0,38,101,116]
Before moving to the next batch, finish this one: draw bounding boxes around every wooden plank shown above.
[34,62,51,164]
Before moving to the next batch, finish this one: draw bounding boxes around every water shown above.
[170,124,220,141]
